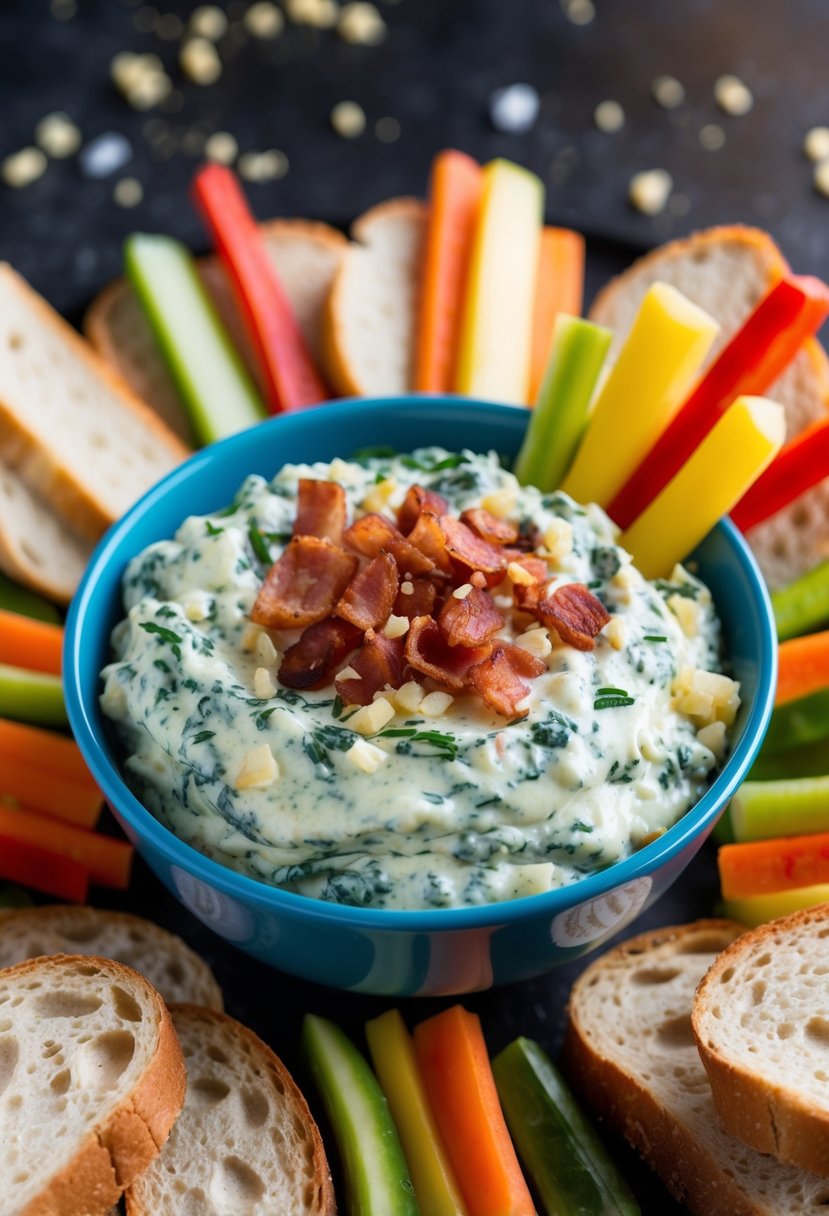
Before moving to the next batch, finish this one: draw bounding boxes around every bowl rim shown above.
[65,396,778,932]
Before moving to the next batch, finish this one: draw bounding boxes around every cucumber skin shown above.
[0,664,67,729]
[772,560,829,641]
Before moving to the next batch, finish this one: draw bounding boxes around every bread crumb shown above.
[594,99,625,133]
[714,74,753,117]
[113,177,143,208]
[338,2,387,44]
[2,147,48,188]
[35,112,81,159]
[420,691,454,717]
[286,0,338,27]
[629,168,672,215]
[190,4,229,39]
[560,0,595,25]
[375,116,401,143]
[651,74,685,109]
[180,38,222,84]
[204,130,238,164]
[815,160,829,198]
[331,101,366,139]
[699,123,726,151]
[245,2,284,37]
[489,83,540,134]
[238,148,289,181]
[383,614,410,639]
[804,126,829,163]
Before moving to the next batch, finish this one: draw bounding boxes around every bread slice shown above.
[565,920,829,1215]
[693,904,829,1176]
[125,1004,335,1216]
[0,907,223,1011]
[321,197,428,396]
[0,462,92,603]
[589,225,829,589]
[0,953,185,1216]
[0,264,189,542]
[85,219,348,438]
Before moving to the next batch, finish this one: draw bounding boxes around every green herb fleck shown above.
[139,622,182,645]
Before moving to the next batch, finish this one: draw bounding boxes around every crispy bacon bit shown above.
[343,513,434,576]
[336,553,399,631]
[538,583,610,651]
[509,555,550,613]
[406,511,453,573]
[252,537,358,630]
[279,616,362,690]
[467,644,546,719]
[336,630,406,706]
[460,507,519,546]
[438,586,504,648]
[404,615,491,691]
[398,484,449,535]
[439,515,508,582]
[394,576,437,619]
[293,479,347,544]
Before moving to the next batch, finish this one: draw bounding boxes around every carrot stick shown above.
[0,718,98,790]
[719,830,829,898]
[0,833,88,902]
[414,1005,535,1216]
[415,150,483,393]
[776,630,829,707]
[528,227,585,403]
[0,608,63,675]
[0,755,102,829]
[0,803,132,888]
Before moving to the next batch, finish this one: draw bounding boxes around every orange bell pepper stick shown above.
[0,718,98,790]
[0,833,88,902]
[415,150,484,393]
[0,803,132,888]
[414,1005,535,1216]
[776,630,829,707]
[0,608,63,675]
[528,227,585,403]
[719,830,829,898]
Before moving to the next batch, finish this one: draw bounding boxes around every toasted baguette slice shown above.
[322,197,428,396]
[589,225,829,589]
[85,219,348,439]
[0,264,189,542]
[565,920,829,1216]
[125,1004,335,1216]
[0,953,185,1216]
[0,462,92,603]
[0,907,223,1011]
[693,904,829,1176]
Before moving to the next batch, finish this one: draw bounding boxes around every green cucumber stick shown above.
[772,560,829,641]
[0,573,60,623]
[0,663,66,728]
[762,686,829,756]
[750,736,829,782]
[513,315,612,492]
[125,233,266,447]
[731,775,829,842]
[302,1014,420,1216]
[493,1037,640,1216]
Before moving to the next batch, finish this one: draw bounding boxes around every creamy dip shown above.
[101,448,739,910]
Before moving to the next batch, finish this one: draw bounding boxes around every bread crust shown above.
[692,904,829,1176]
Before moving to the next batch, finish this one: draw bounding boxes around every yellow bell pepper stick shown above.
[455,159,543,404]
[720,883,829,927]
[366,1009,469,1216]
[561,282,719,507]
[619,395,785,579]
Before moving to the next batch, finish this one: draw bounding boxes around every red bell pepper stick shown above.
[731,416,829,532]
[608,273,829,528]
[191,164,328,413]
[0,833,89,902]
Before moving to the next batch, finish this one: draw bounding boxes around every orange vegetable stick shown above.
[0,755,102,829]
[0,718,98,789]
[528,227,586,403]
[0,608,63,675]
[415,150,484,393]
[414,1005,535,1216]
[0,833,88,903]
[776,630,829,707]
[719,831,829,898]
[0,803,132,889]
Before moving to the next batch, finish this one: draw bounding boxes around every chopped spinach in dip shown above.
[100,448,739,910]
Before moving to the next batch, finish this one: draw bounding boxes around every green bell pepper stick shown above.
[761,686,829,756]
[513,315,612,492]
[0,573,60,623]
[303,1014,420,1216]
[0,663,66,728]
[730,775,829,842]
[772,559,829,641]
[493,1037,640,1216]
[125,233,267,447]
[750,735,829,782]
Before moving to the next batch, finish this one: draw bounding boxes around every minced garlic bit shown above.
[395,680,424,713]
[804,126,829,163]
[594,100,625,133]
[236,743,279,789]
[542,518,573,561]
[667,592,700,638]
[113,177,143,208]
[452,583,473,600]
[336,664,361,682]
[349,698,395,736]
[628,168,673,216]
[286,0,338,27]
[330,101,366,140]
[346,738,387,774]
[515,628,552,659]
[651,74,685,109]
[189,5,228,40]
[399,579,414,596]
[245,1,285,38]
[672,665,740,728]
[35,112,81,159]
[204,131,239,165]
[254,666,276,699]
[604,616,626,650]
[714,74,753,117]
[238,148,289,182]
[255,631,278,666]
[697,719,727,758]
[241,623,263,652]
[699,123,726,151]
[420,691,455,717]
[1,147,47,189]
[180,38,223,85]
[507,561,536,587]
[814,160,829,199]
[383,614,410,639]
[338,2,387,44]
[481,488,516,519]
[362,477,396,513]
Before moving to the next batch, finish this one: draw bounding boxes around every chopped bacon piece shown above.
[336,630,406,707]
[293,479,347,544]
[439,515,508,583]
[466,644,545,719]
[509,555,548,582]
[394,576,438,619]
[404,616,491,691]
[343,513,434,576]
[509,555,550,613]
[438,586,504,648]
[538,583,610,651]
[279,616,362,690]
[406,511,453,573]
[336,553,399,631]
[252,536,358,629]
[460,507,519,546]
[398,484,449,534]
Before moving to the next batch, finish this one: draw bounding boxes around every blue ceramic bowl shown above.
[65,398,776,996]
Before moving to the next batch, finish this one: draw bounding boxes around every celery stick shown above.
[513,315,612,492]
[720,883,829,927]
[751,737,829,782]
[0,664,66,728]
[730,776,829,842]
[772,560,829,641]
[0,573,60,623]
[125,233,266,447]
[762,687,829,755]
[493,1037,640,1216]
